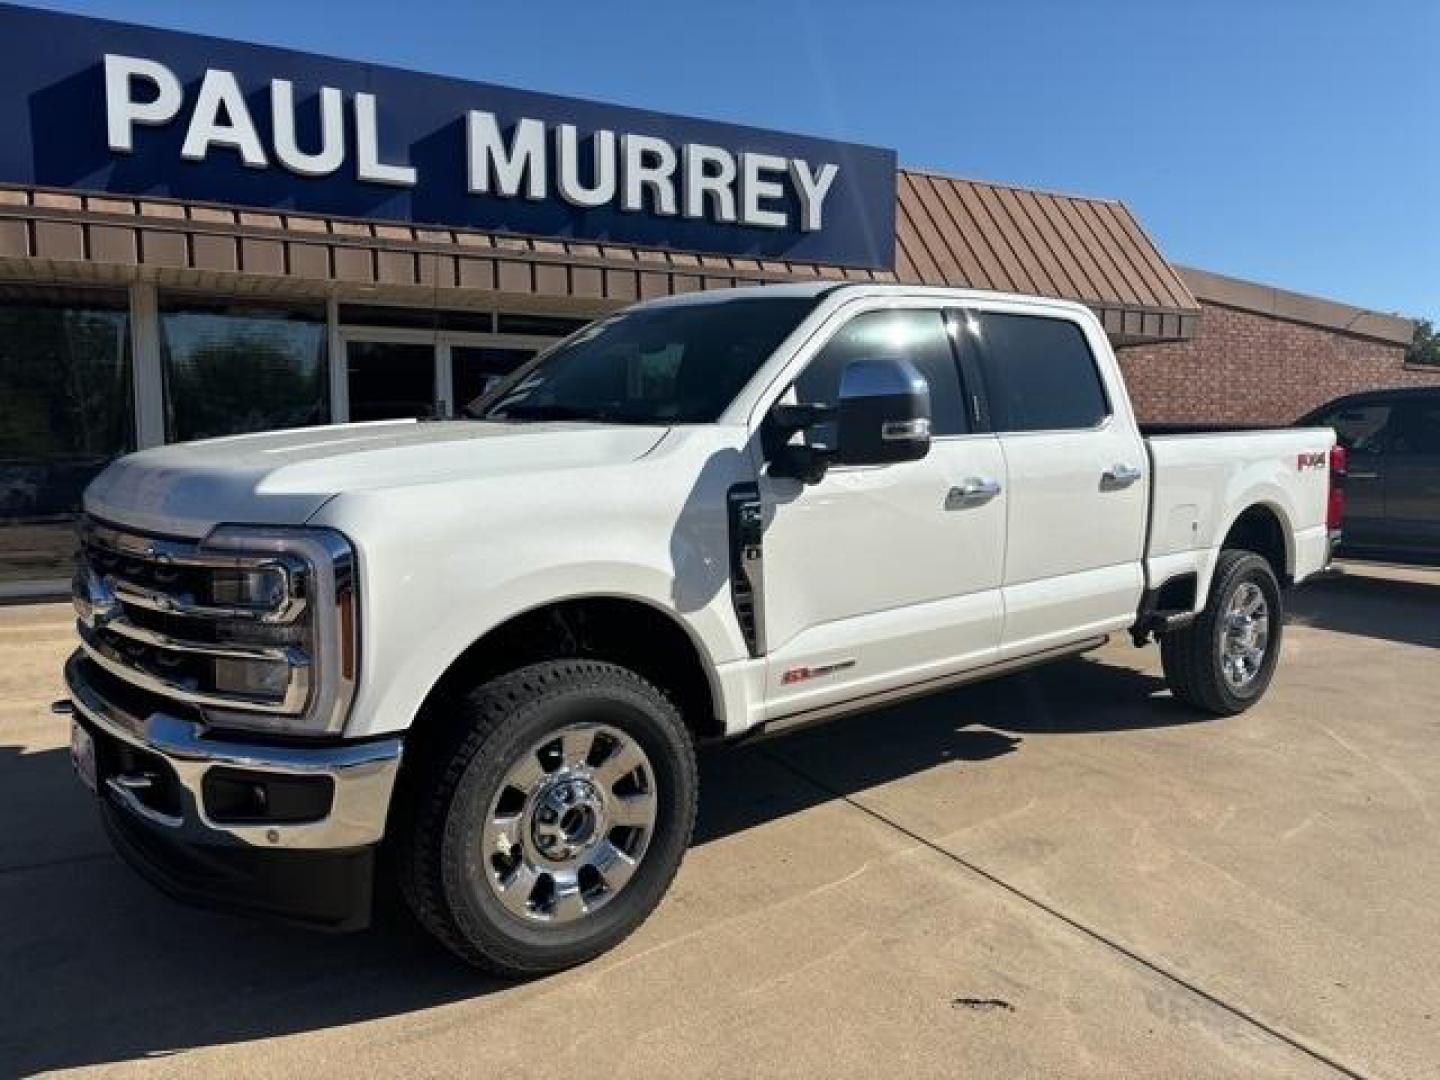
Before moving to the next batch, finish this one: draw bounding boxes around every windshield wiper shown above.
[486,403,651,424]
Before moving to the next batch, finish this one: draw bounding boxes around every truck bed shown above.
[1142,426,1336,604]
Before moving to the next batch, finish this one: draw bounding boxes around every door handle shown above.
[1347,471,1380,480]
[945,477,1002,510]
[1101,463,1143,490]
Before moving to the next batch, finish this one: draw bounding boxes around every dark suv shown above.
[1298,387,1440,562]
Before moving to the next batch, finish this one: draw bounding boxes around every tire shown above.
[393,660,698,976]
[1160,549,1284,716]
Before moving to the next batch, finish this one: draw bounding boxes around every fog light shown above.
[213,657,292,700]
[203,768,334,824]
[210,567,286,609]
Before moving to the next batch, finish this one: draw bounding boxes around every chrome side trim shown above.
[82,520,309,625]
[64,652,400,850]
[107,578,307,626]
[77,624,312,714]
[757,636,1109,739]
[99,612,309,666]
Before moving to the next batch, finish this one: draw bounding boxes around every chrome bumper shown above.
[63,651,402,850]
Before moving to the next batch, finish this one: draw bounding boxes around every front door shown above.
[756,306,1007,718]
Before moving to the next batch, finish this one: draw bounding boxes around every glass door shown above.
[450,345,536,416]
[337,314,566,423]
[344,340,438,422]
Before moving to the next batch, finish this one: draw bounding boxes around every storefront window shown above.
[160,299,329,442]
[0,287,132,588]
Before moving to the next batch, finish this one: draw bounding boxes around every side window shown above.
[794,309,967,438]
[971,312,1110,432]
[1320,402,1393,454]
[1390,402,1440,456]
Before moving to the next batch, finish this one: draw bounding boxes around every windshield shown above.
[472,296,819,424]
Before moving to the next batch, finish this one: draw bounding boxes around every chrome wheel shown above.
[482,723,657,924]
[1221,581,1270,690]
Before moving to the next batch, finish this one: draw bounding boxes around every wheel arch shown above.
[1219,501,1294,586]
[411,593,728,747]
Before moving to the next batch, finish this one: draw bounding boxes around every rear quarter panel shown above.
[1146,427,1336,607]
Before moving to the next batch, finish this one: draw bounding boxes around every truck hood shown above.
[85,419,669,537]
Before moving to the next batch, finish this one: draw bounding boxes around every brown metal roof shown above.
[894,170,1198,343]
[0,172,1198,342]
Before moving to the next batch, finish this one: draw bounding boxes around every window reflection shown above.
[160,299,328,442]
[0,287,132,586]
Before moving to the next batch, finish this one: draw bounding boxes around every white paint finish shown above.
[997,424,1149,647]
[310,426,754,738]
[999,563,1144,659]
[78,283,1339,744]
[759,436,1007,715]
[1146,427,1336,601]
[84,419,670,539]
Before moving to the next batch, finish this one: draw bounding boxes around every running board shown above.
[753,635,1109,741]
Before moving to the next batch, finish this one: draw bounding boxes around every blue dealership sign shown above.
[0,3,897,269]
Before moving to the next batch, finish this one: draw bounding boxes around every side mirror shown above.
[832,357,932,466]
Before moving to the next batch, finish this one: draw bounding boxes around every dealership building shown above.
[0,3,1432,598]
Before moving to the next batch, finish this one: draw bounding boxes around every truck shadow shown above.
[0,655,1187,1075]
[1288,567,1440,649]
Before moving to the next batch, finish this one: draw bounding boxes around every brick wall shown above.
[1117,301,1440,425]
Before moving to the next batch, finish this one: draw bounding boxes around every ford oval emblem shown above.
[73,569,118,628]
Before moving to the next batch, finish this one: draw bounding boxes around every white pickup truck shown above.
[61,282,1342,975]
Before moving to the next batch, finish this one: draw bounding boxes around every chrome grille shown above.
[73,517,357,735]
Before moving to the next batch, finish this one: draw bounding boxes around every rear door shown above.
[965,307,1148,659]
[1382,397,1440,554]
[1315,398,1394,548]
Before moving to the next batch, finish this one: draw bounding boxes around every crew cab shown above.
[59,283,1340,975]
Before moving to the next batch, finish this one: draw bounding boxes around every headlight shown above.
[198,525,359,737]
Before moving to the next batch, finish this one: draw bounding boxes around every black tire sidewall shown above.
[439,664,696,971]
[1206,554,1284,710]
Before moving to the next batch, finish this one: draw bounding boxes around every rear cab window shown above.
[965,311,1110,432]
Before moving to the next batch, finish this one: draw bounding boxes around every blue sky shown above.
[28,0,1440,320]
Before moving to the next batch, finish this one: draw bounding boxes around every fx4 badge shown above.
[1296,451,1327,471]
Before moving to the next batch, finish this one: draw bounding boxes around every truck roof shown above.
[635,280,1093,317]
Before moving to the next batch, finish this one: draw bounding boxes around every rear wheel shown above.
[1161,549,1283,715]
[395,660,697,976]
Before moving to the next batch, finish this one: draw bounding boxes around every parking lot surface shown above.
[1,562,1436,1079]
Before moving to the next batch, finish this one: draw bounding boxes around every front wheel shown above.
[1161,549,1284,715]
[394,660,698,976]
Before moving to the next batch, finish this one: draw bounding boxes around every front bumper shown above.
[63,651,403,929]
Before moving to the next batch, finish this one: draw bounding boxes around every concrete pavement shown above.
[1,562,1436,1078]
